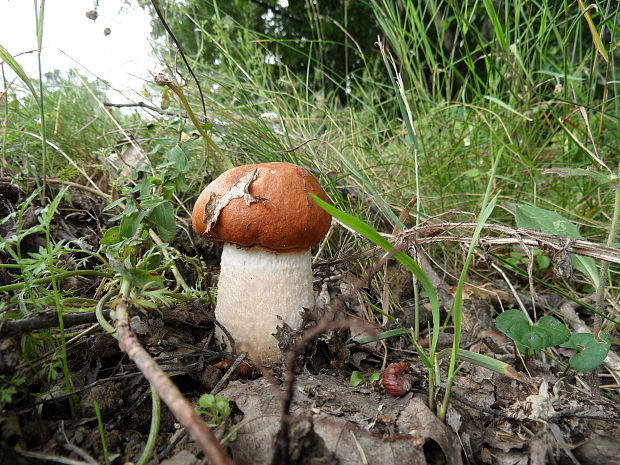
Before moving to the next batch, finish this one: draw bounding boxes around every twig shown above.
[149,0,208,119]
[103,101,168,114]
[0,176,110,200]
[382,222,620,265]
[210,352,247,396]
[19,363,204,412]
[272,318,374,465]
[445,387,620,423]
[114,286,233,465]
[0,308,111,336]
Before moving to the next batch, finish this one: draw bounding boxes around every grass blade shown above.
[0,44,38,100]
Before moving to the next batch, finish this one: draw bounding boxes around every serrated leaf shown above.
[495,309,570,351]
[560,333,610,372]
[515,204,599,287]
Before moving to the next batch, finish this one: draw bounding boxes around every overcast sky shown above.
[0,0,156,99]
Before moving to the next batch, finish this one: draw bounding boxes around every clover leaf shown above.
[495,309,570,352]
[560,333,610,372]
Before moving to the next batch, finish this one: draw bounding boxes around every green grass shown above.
[0,0,618,441]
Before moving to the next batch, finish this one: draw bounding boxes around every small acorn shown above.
[381,362,417,396]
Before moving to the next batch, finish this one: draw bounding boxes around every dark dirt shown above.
[1,182,620,465]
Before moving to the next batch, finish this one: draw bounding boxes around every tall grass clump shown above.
[147,0,619,404]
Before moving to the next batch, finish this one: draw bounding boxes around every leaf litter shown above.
[0,182,619,465]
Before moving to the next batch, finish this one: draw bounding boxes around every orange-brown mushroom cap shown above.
[192,162,331,253]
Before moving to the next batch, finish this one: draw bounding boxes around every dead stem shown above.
[272,318,374,465]
[114,290,233,465]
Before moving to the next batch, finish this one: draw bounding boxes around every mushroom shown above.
[192,162,331,363]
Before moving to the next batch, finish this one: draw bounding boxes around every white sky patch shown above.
[0,0,156,100]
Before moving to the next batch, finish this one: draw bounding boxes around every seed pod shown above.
[381,362,416,396]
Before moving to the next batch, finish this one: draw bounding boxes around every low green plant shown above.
[93,400,111,465]
[349,370,381,388]
[495,309,611,373]
[0,373,26,410]
[313,196,513,421]
[196,394,232,428]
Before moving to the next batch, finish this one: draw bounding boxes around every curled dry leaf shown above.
[382,362,418,396]
[202,168,259,232]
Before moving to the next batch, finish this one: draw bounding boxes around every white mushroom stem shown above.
[215,243,314,363]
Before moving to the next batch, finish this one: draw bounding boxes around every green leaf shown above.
[150,202,176,242]
[495,309,570,351]
[0,44,38,100]
[100,226,121,245]
[516,204,581,237]
[484,96,533,121]
[543,168,614,185]
[140,252,162,271]
[199,394,215,408]
[103,197,126,212]
[312,195,441,358]
[515,204,599,287]
[111,261,162,289]
[436,348,527,382]
[119,211,147,239]
[165,145,189,171]
[346,327,411,348]
[349,371,364,387]
[561,333,610,372]
[368,372,382,383]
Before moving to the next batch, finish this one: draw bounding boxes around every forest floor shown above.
[1,179,620,465]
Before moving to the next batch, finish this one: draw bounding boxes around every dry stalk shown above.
[272,318,375,465]
[114,294,233,465]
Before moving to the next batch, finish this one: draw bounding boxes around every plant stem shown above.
[95,287,119,337]
[156,76,232,171]
[136,384,160,465]
[438,147,503,421]
[593,169,620,336]
[34,0,48,202]
[148,228,191,292]
[0,270,112,293]
[94,400,111,465]
[114,278,233,465]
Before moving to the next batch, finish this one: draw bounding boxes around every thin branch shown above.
[103,100,167,114]
[359,221,620,265]
[114,291,233,465]
[272,318,374,465]
[0,308,111,336]
[0,176,110,200]
[149,0,208,120]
